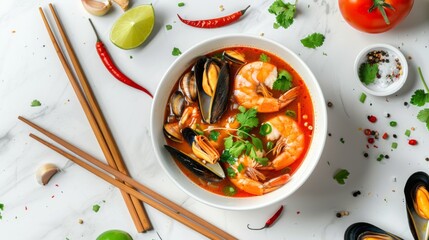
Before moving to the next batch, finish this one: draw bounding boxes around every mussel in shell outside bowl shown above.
[150,34,327,210]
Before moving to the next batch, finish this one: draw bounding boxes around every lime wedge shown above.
[110,4,155,50]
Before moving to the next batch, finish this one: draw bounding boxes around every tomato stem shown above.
[369,0,395,25]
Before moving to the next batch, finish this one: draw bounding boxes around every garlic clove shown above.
[36,163,60,186]
[82,0,112,16]
[111,0,129,11]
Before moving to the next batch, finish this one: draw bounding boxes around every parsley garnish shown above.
[237,163,244,173]
[358,63,378,85]
[223,185,237,196]
[300,33,325,49]
[227,167,236,177]
[172,47,182,56]
[92,204,100,213]
[268,0,296,29]
[209,130,220,141]
[333,169,349,185]
[259,53,270,62]
[236,106,259,135]
[31,99,41,107]
[273,70,293,91]
[410,67,429,131]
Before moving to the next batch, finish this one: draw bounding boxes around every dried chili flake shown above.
[367,115,377,123]
[382,133,389,139]
[409,139,418,145]
[368,138,375,144]
[364,129,372,136]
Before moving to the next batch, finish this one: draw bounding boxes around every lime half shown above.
[96,230,133,240]
[110,4,155,50]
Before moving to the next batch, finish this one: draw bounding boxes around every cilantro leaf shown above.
[229,141,246,157]
[411,89,428,107]
[273,70,293,91]
[300,33,325,49]
[333,169,349,185]
[251,136,263,150]
[31,99,41,107]
[236,107,259,130]
[268,0,296,29]
[220,150,236,165]
[209,130,220,141]
[0,203,4,211]
[255,157,269,166]
[237,163,244,173]
[259,53,270,62]
[166,24,172,30]
[172,47,182,56]
[358,63,378,85]
[417,109,429,130]
[224,135,233,149]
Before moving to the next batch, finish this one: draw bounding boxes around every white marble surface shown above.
[1,0,429,239]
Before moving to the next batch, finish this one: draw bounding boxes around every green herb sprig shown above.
[268,0,296,29]
[273,70,293,92]
[410,67,429,131]
[359,63,378,85]
[333,169,349,185]
[300,33,325,49]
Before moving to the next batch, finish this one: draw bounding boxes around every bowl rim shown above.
[150,33,327,210]
[354,43,408,97]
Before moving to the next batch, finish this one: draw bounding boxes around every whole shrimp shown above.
[233,61,300,113]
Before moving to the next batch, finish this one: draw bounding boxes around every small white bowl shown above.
[354,44,408,96]
[151,34,327,210]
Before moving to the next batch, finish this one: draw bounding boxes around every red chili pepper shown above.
[177,5,250,28]
[409,139,418,145]
[382,133,388,140]
[88,19,153,98]
[368,137,375,144]
[247,205,283,230]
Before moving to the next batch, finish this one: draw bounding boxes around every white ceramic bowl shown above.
[150,34,327,210]
[354,43,408,96]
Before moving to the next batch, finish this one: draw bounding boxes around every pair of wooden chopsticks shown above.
[30,4,237,240]
[38,4,150,232]
[18,116,236,240]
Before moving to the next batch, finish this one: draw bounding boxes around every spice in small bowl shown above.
[354,44,408,96]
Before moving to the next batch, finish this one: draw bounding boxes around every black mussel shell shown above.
[164,145,223,182]
[182,127,196,146]
[344,222,403,240]
[404,171,429,240]
[194,57,230,124]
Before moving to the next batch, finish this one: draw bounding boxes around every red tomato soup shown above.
[163,47,314,197]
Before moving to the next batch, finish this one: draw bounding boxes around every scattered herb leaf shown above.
[410,89,428,107]
[178,2,185,7]
[237,163,244,173]
[359,63,378,85]
[268,0,296,29]
[377,154,384,161]
[0,203,4,211]
[417,109,429,130]
[172,47,182,56]
[391,142,398,149]
[333,169,349,185]
[359,92,367,103]
[405,129,411,137]
[209,130,220,141]
[300,33,325,49]
[92,204,100,213]
[166,24,173,30]
[31,99,41,107]
[273,70,293,91]
[259,53,270,62]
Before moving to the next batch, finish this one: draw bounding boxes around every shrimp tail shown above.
[262,174,291,194]
[278,86,301,109]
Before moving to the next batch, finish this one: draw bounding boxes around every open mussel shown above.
[194,57,230,124]
[223,50,246,65]
[169,91,186,117]
[163,122,183,143]
[344,222,403,240]
[164,127,225,182]
[404,171,429,240]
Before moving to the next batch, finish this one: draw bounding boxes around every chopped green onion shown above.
[391,142,398,149]
[178,2,185,7]
[377,154,384,161]
[285,110,296,118]
[31,99,41,107]
[166,24,172,30]
[266,141,274,151]
[259,123,272,136]
[237,163,244,173]
[223,185,237,196]
[389,121,397,127]
[0,203,4,211]
[209,130,220,141]
[226,167,236,177]
[195,129,204,135]
[405,129,411,137]
[359,93,367,103]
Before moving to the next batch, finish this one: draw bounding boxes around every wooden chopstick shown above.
[19,116,237,240]
[46,4,151,231]
[39,6,149,232]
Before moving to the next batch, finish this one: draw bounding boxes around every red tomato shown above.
[338,0,414,33]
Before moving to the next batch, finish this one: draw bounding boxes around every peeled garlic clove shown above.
[111,0,129,11]
[36,163,60,186]
[82,0,112,16]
